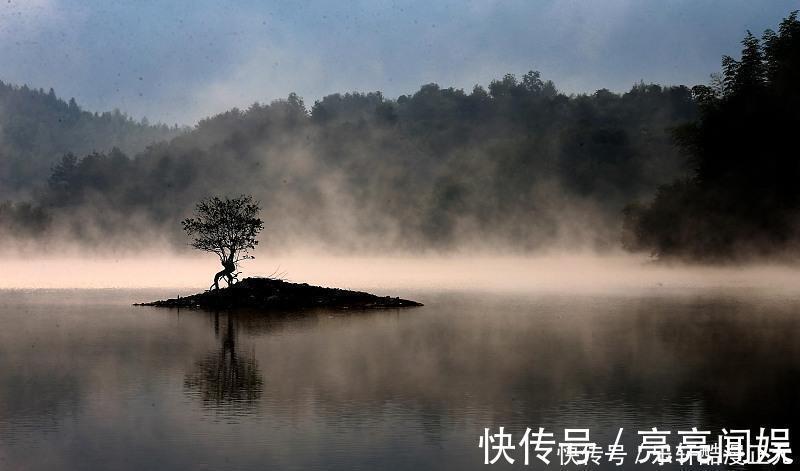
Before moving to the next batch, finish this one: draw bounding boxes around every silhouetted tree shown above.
[182,196,264,289]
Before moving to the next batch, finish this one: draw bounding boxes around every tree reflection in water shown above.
[184,312,263,414]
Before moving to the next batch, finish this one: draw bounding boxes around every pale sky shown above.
[1,0,796,125]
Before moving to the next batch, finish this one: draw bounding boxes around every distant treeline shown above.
[0,72,696,252]
[0,82,182,199]
[6,12,797,257]
[623,12,800,261]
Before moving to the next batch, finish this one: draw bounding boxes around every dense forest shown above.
[623,12,800,261]
[4,12,797,258]
[0,82,182,199]
[0,74,695,253]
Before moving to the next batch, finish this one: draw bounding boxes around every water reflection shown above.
[1,289,799,470]
[183,312,263,414]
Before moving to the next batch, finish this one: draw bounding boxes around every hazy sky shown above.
[1,0,796,125]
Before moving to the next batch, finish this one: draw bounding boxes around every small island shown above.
[136,195,421,311]
[138,277,422,310]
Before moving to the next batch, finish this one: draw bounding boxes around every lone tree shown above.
[182,195,264,290]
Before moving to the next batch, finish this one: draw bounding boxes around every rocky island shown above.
[138,196,421,311]
[137,277,423,310]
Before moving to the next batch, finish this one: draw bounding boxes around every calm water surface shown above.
[0,287,798,469]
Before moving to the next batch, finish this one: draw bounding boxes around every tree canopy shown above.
[1,71,695,252]
[624,11,800,260]
[0,82,181,199]
[182,196,264,288]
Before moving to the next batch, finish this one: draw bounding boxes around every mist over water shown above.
[3,254,800,295]
[2,5,800,469]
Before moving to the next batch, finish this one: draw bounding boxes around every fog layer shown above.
[0,73,695,255]
[4,254,800,295]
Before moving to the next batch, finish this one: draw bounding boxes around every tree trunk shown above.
[211,255,237,290]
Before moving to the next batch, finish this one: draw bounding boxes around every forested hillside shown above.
[0,82,182,198]
[1,72,695,252]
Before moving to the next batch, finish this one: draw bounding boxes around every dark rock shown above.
[135,277,423,311]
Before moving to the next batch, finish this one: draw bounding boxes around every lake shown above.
[1,260,799,469]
